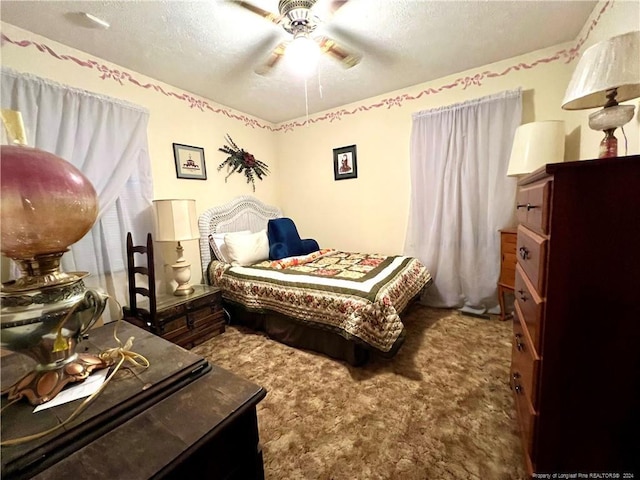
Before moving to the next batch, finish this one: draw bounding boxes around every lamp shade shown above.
[507,121,565,176]
[562,30,640,110]
[153,199,199,242]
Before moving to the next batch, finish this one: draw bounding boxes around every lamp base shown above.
[589,104,634,159]
[599,129,618,158]
[171,261,194,296]
[173,284,194,296]
[2,353,109,406]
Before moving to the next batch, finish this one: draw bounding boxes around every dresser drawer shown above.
[188,305,218,325]
[499,231,517,286]
[163,311,225,346]
[156,304,187,323]
[161,317,190,338]
[501,230,517,248]
[186,290,222,311]
[512,375,537,467]
[514,266,544,351]
[516,179,552,235]
[516,225,548,294]
[192,312,225,337]
[511,312,540,407]
[499,255,517,286]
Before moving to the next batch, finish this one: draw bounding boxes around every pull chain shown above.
[304,77,309,125]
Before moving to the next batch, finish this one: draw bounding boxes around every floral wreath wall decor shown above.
[217,135,269,192]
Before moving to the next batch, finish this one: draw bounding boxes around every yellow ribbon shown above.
[0,298,150,447]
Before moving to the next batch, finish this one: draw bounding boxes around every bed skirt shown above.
[223,288,426,367]
[224,302,371,366]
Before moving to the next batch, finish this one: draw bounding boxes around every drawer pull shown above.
[516,202,539,211]
[517,289,528,302]
[519,246,529,260]
[512,373,523,394]
[514,333,525,351]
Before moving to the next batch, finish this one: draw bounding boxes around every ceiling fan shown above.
[233,0,362,75]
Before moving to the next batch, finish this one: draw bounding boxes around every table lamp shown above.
[1,110,109,405]
[153,199,199,296]
[507,121,566,176]
[561,30,640,158]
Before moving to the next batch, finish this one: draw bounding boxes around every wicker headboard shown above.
[198,195,283,277]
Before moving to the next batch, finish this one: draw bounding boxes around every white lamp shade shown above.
[562,30,640,110]
[507,121,565,176]
[153,199,199,242]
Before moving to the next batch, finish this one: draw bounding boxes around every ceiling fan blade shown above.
[312,0,350,20]
[328,24,395,65]
[317,36,361,68]
[327,0,350,14]
[232,1,282,24]
[255,42,288,75]
[224,31,282,80]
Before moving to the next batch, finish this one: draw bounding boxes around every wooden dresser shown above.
[510,155,640,476]
[498,228,517,321]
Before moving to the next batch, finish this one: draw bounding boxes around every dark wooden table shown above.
[124,284,226,349]
[1,322,266,480]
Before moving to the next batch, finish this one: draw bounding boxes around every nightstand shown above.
[498,228,517,321]
[124,284,225,349]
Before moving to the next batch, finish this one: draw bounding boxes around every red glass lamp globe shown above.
[0,145,98,260]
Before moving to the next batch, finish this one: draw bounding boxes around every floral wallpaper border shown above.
[0,1,611,134]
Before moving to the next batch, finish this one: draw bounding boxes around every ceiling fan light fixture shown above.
[286,34,321,77]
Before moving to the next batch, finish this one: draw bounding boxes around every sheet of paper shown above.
[33,368,109,413]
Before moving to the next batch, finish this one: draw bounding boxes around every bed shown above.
[199,196,432,366]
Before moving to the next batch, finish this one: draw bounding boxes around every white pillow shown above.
[209,230,250,263]
[224,230,269,266]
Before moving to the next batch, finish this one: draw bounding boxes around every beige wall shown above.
[2,0,638,282]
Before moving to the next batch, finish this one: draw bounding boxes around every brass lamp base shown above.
[2,353,109,406]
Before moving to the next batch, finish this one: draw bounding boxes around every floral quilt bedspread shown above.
[208,249,432,354]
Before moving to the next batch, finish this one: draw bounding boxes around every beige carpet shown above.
[193,304,527,480]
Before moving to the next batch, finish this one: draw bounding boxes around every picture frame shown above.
[333,145,357,181]
[173,143,207,180]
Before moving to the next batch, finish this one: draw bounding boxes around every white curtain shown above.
[1,68,154,321]
[404,89,521,309]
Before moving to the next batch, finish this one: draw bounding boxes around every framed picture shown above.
[173,143,207,180]
[333,145,357,180]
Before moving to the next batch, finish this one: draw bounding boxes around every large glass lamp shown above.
[1,110,108,405]
[562,30,640,158]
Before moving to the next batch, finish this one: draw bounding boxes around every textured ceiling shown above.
[1,0,598,123]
